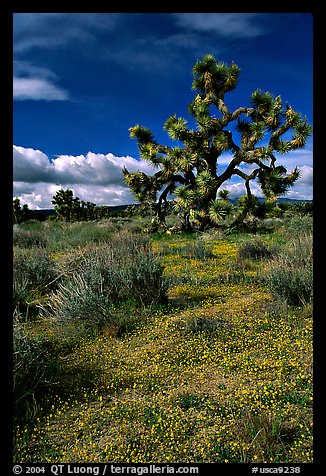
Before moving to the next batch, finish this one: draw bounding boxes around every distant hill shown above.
[230,197,312,205]
[32,209,57,218]
[276,198,313,203]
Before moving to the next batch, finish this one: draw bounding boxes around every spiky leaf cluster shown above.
[208,199,234,225]
[257,166,301,202]
[192,55,240,99]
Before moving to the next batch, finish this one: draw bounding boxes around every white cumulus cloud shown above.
[13,145,156,209]
[297,165,313,185]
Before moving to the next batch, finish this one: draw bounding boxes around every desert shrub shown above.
[82,232,167,305]
[177,393,205,410]
[237,408,300,463]
[257,217,283,233]
[267,205,284,218]
[13,248,60,319]
[66,222,116,246]
[264,233,313,306]
[216,270,260,285]
[281,214,313,237]
[156,235,214,260]
[13,316,48,419]
[46,275,144,334]
[287,201,313,215]
[13,316,71,424]
[241,214,260,232]
[47,275,114,328]
[13,278,32,320]
[44,231,168,330]
[13,225,47,248]
[13,248,59,289]
[238,238,277,261]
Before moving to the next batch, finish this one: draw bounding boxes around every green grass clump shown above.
[264,233,313,306]
[13,223,47,248]
[13,247,60,320]
[237,238,276,261]
[13,316,49,420]
[42,231,168,330]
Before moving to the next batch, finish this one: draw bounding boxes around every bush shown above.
[257,217,283,233]
[82,232,167,306]
[288,201,313,215]
[46,276,145,334]
[238,239,277,261]
[13,278,32,320]
[264,233,313,306]
[281,214,313,238]
[13,248,59,290]
[267,205,284,218]
[43,231,168,330]
[13,317,48,419]
[13,316,73,424]
[13,248,60,319]
[13,225,47,248]
[47,275,114,328]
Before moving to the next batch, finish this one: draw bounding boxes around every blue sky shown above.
[13,12,313,209]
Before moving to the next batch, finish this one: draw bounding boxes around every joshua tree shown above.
[13,197,33,224]
[123,54,312,231]
[51,189,97,221]
[13,197,23,224]
[51,189,77,221]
